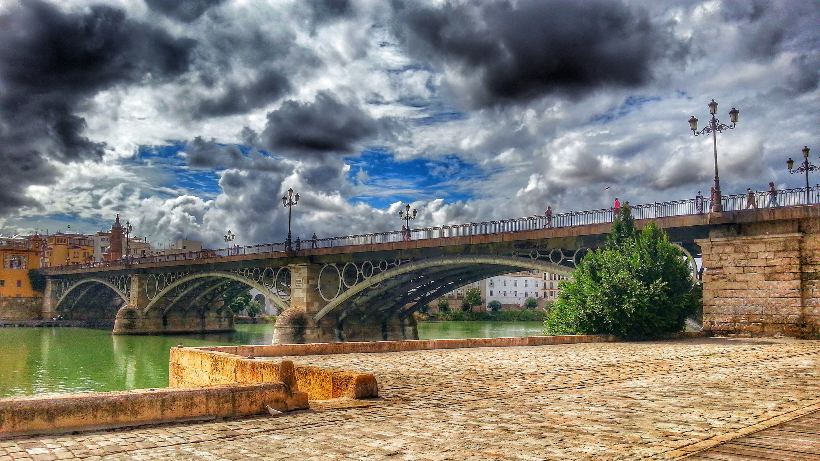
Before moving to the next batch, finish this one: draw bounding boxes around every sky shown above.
[0,0,817,248]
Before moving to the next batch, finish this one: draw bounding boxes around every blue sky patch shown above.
[134,143,221,197]
[345,149,486,208]
[590,95,662,124]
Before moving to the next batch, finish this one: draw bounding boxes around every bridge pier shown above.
[273,263,419,343]
[699,215,820,337]
[112,274,233,335]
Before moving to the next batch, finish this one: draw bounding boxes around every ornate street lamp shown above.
[223,229,235,244]
[223,229,235,255]
[281,188,300,251]
[688,99,740,212]
[124,220,133,259]
[399,203,417,239]
[787,146,817,204]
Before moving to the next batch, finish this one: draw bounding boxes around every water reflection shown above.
[0,324,274,397]
[0,321,543,397]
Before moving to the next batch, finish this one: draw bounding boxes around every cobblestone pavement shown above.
[1,337,818,460]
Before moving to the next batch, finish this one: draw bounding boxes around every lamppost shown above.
[688,99,740,212]
[787,146,817,204]
[399,203,417,240]
[124,220,133,260]
[223,229,235,255]
[281,188,300,251]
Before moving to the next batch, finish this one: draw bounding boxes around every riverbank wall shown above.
[0,361,308,438]
[0,297,42,321]
[170,335,615,400]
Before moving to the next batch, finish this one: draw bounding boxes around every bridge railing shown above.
[47,185,818,271]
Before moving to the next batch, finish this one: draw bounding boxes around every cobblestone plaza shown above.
[1,337,818,460]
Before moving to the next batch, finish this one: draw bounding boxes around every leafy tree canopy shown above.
[545,206,698,339]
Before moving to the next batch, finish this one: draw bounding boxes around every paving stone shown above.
[2,337,819,459]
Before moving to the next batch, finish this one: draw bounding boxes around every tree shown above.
[437,298,450,312]
[545,206,699,339]
[524,297,538,309]
[487,300,502,313]
[462,287,482,312]
[227,291,263,318]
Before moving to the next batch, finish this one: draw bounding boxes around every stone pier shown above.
[698,215,820,337]
[273,263,419,343]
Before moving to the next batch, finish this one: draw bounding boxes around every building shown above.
[149,239,203,257]
[44,233,93,267]
[0,236,44,298]
[436,270,568,310]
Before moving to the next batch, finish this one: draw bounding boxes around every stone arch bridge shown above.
[41,202,820,341]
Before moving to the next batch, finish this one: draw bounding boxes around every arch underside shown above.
[316,256,573,325]
[143,272,289,317]
[55,280,127,322]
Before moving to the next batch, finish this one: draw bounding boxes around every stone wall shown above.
[169,347,379,400]
[0,380,308,438]
[698,217,819,336]
[0,297,42,321]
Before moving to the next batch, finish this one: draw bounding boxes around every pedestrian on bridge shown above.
[311,233,318,249]
[695,191,705,214]
[767,182,779,208]
[545,206,553,228]
[745,188,758,209]
[613,197,621,215]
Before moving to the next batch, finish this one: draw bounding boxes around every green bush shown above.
[487,300,502,312]
[545,205,698,339]
[437,298,450,312]
[432,309,547,322]
[524,297,538,309]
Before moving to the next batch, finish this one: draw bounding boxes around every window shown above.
[489,290,493,296]
[0,280,4,286]
[514,281,517,287]
[16,280,22,287]
[514,291,517,297]
[503,280,507,287]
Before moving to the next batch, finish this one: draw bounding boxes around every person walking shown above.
[613,197,621,215]
[695,190,705,214]
[401,225,408,241]
[745,188,757,209]
[766,182,779,208]
[311,232,318,249]
[545,206,553,228]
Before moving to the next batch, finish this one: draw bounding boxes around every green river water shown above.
[0,321,544,397]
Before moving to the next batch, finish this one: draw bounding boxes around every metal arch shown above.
[671,243,699,282]
[53,278,129,311]
[142,271,290,314]
[313,255,573,321]
[183,279,235,312]
[159,278,219,315]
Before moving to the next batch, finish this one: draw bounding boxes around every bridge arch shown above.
[54,278,129,312]
[313,255,573,321]
[143,271,290,314]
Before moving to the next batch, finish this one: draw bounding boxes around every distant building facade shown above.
[435,270,568,311]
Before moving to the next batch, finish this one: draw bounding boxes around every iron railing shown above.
[48,185,819,271]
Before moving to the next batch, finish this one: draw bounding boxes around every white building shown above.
[438,270,568,309]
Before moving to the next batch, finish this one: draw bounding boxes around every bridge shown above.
[41,187,820,341]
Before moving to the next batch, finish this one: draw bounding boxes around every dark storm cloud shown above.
[307,0,353,24]
[261,92,381,156]
[0,0,194,214]
[145,0,225,22]
[390,0,680,107]
[184,137,245,169]
[183,137,292,173]
[192,68,291,117]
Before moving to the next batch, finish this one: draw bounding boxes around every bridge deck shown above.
[42,205,819,275]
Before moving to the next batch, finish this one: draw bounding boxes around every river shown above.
[0,321,544,397]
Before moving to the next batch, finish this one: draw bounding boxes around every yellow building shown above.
[0,237,44,298]
[44,233,94,267]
